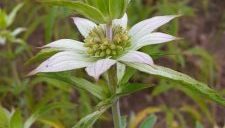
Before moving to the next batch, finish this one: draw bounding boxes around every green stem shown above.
[11,60,21,85]
[112,99,121,128]
[106,21,121,128]
[108,66,121,128]
[7,43,21,85]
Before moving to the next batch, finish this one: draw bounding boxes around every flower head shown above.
[29,14,178,80]
[84,25,131,58]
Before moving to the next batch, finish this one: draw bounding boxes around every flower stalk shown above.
[106,21,121,128]
[107,66,121,128]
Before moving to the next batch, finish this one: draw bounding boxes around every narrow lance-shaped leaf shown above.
[117,83,154,97]
[24,103,67,128]
[195,122,204,128]
[0,106,10,128]
[40,73,107,100]
[7,3,24,27]
[140,114,157,128]
[109,0,129,19]
[25,49,58,66]
[0,10,8,29]
[126,63,225,106]
[87,0,110,17]
[10,110,24,128]
[41,0,107,23]
[96,0,109,16]
[72,99,112,128]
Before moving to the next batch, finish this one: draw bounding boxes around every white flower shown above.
[29,14,178,80]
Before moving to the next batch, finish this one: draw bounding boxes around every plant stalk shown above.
[7,43,21,85]
[108,66,121,128]
[106,21,121,128]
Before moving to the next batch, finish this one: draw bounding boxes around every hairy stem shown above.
[108,66,121,128]
[106,21,121,128]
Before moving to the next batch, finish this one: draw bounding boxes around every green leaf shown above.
[0,106,10,128]
[95,0,110,16]
[72,99,111,128]
[180,105,202,121]
[7,3,24,27]
[140,114,157,128]
[117,83,154,97]
[152,81,174,97]
[119,67,136,85]
[109,0,129,19]
[24,103,66,128]
[25,49,58,65]
[126,63,225,106]
[0,9,8,29]
[40,73,107,100]
[195,122,204,128]
[84,0,110,17]
[164,108,174,128]
[153,80,214,123]
[44,7,57,42]
[12,27,26,36]
[121,116,127,128]
[41,0,106,23]
[10,110,23,128]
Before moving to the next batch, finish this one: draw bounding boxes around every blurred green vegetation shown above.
[0,0,225,128]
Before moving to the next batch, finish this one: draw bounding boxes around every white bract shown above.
[29,14,178,80]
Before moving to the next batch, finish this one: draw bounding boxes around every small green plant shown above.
[0,103,69,128]
[27,0,225,128]
[0,3,26,47]
[0,3,29,87]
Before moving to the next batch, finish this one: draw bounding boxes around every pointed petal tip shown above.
[36,46,44,49]
[165,14,182,18]
[71,17,97,37]
[85,59,116,80]
[85,68,100,81]
[119,51,154,66]
[175,37,183,40]
[27,69,38,77]
[170,14,182,18]
[71,17,79,22]
[176,14,183,17]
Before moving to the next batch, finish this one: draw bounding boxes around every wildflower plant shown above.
[28,0,225,128]
[0,3,30,91]
[0,3,25,46]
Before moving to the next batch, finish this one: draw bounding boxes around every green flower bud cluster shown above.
[84,25,131,58]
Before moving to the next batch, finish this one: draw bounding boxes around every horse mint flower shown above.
[29,14,178,80]
[84,25,131,58]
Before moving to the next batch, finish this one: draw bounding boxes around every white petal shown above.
[85,59,116,80]
[131,32,177,50]
[118,51,153,65]
[72,17,97,37]
[129,15,178,42]
[42,39,86,52]
[29,51,92,75]
[113,13,128,29]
